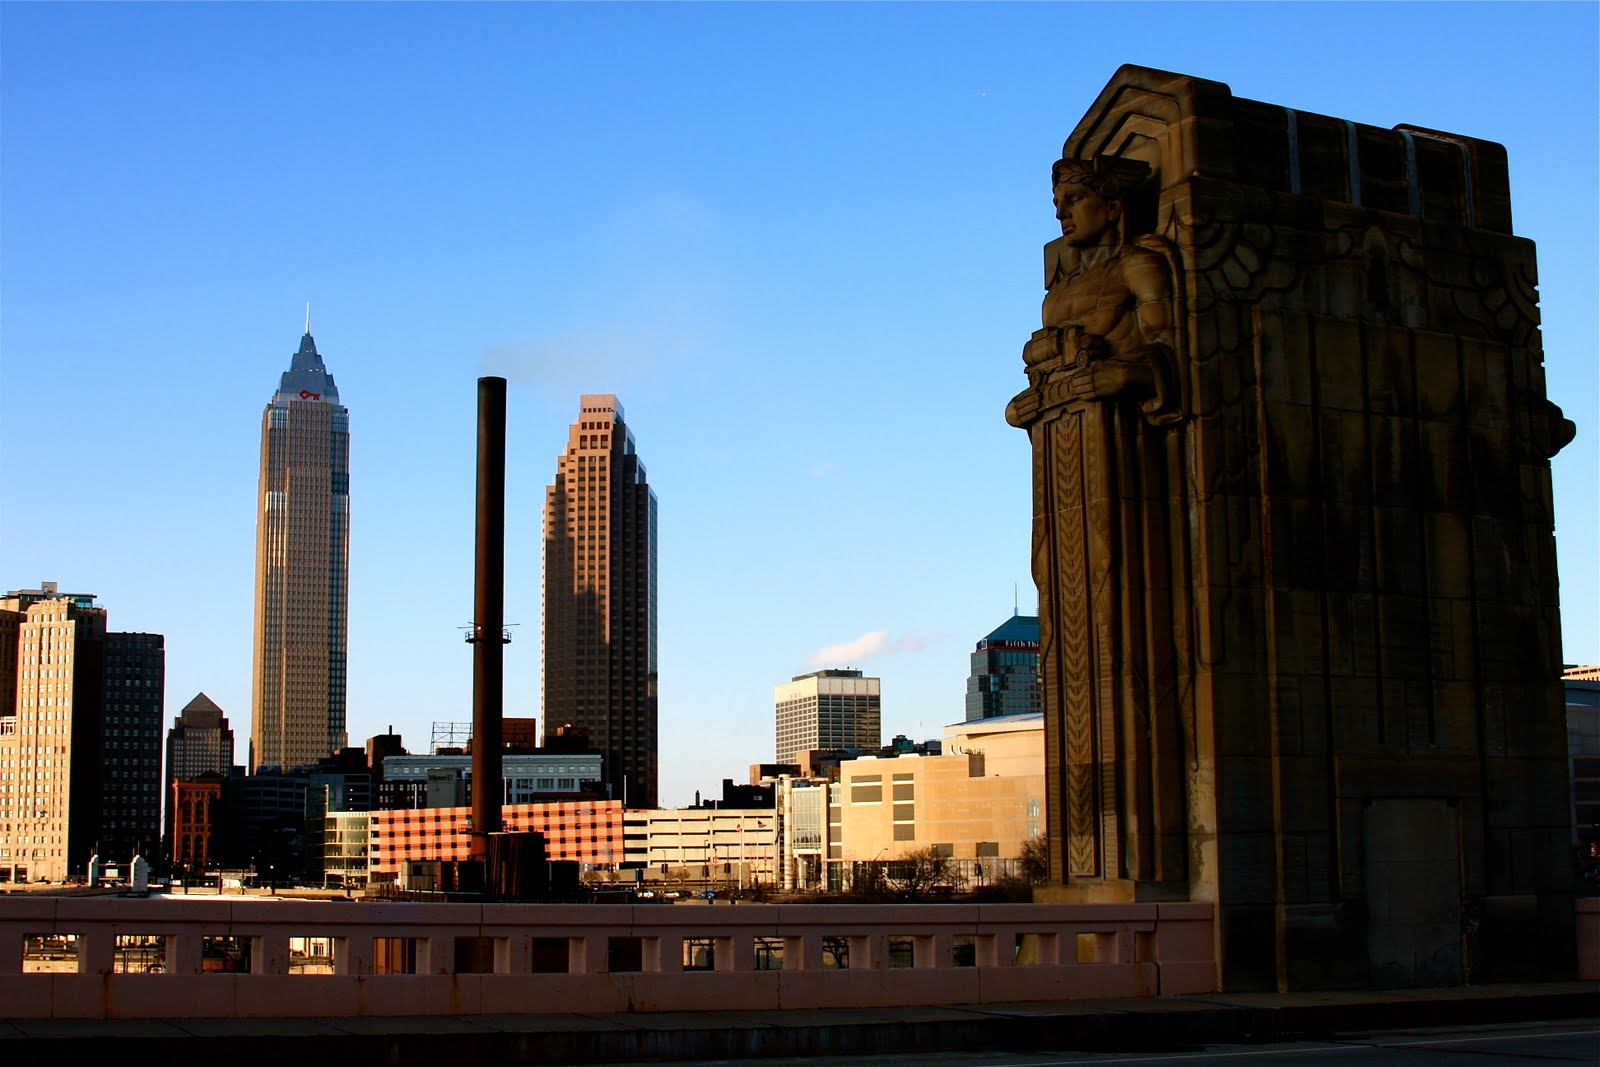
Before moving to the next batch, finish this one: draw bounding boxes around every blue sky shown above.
[2,2,1595,807]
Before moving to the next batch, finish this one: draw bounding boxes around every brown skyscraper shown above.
[543,395,658,807]
[250,328,350,772]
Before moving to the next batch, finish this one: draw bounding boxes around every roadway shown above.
[586,1020,1600,1065]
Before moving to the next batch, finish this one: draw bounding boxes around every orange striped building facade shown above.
[368,800,624,874]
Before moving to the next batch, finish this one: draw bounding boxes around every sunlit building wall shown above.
[0,586,108,882]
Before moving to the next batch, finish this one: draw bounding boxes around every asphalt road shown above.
[584,1019,1600,1066]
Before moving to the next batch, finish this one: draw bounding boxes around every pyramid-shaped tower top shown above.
[978,614,1039,649]
[178,692,228,727]
[273,330,341,406]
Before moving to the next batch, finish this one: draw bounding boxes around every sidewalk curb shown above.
[2,984,1595,1064]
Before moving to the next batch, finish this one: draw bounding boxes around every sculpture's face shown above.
[1054,180,1119,248]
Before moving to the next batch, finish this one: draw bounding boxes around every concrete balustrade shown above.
[0,896,1216,1018]
[1578,898,1600,981]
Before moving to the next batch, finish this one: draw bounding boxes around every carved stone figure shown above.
[1007,155,1191,897]
[1010,157,1180,426]
[1019,66,1576,991]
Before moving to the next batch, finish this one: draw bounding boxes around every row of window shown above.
[9,931,1079,975]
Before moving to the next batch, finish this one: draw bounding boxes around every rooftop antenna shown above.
[304,302,311,335]
[1013,582,1019,617]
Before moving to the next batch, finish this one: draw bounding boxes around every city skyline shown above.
[2,5,1595,807]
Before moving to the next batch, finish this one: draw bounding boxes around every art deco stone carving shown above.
[1007,156,1192,893]
[1013,66,1575,991]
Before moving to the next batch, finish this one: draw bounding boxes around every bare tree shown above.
[1020,835,1049,885]
[887,846,954,899]
[848,860,889,899]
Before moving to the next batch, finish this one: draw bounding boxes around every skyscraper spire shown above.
[304,302,311,336]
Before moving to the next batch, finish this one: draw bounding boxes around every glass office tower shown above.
[964,615,1041,721]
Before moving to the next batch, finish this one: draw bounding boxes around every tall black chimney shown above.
[469,376,507,859]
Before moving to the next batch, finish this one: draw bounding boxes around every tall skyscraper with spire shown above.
[543,395,658,807]
[249,323,350,772]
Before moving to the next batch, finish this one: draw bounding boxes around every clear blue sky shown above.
[2,3,1594,807]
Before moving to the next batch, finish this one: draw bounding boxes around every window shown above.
[607,937,643,973]
[753,937,784,971]
[202,935,252,974]
[22,933,77,973]
[373,938,420,975]
[682,938,717,972]
[530,938,570,973]
[288,936,335,974]
[454,937,499,974]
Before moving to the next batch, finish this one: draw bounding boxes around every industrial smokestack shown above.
[470,376,508,859]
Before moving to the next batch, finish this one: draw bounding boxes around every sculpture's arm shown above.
[1125,253,1176,351]
[1122,251,1182,420]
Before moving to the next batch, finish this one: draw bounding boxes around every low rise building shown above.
[622,806,777,888]
[322,810,369,888]
[774,776,828,890]
[169,773,224,874]
[825,713,1044,891]
[367,799,624,879]
[377,751,603,809]
[1566,673,1599,859]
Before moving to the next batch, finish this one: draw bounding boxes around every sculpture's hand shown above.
[1006,386,1043,428]
[1065,358,1157,402]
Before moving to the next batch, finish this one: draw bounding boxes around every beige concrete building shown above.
[543,395,658,808]
[622,806,778,888]
[825,714,1044,890]
[775,669,881,763]
[943,711,1045,778]
[0,586,108,883]
[250,329,350,772]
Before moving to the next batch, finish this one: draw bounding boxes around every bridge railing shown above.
[0,896,1216,1018]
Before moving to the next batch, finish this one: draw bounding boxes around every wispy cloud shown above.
[481,321,682,393]
[479,190,725,396]
[803,629,946,670]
